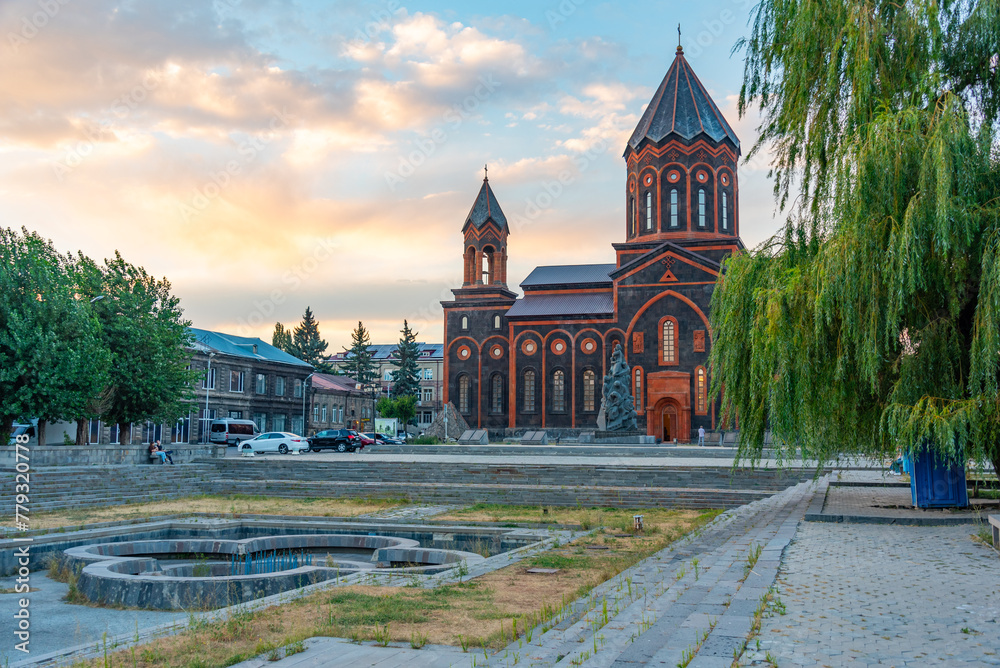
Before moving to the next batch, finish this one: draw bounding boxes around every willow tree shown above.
[711,0,1000,474]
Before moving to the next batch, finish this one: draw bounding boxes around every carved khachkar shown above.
[601,343,638,431]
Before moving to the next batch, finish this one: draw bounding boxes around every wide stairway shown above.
[200,458,811,510]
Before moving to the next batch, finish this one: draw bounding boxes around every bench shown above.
[148,452,166,464]
[990,515,1000,550]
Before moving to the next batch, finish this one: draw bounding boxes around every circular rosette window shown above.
[490,345,504,359]
[457,345,472,360]
[521,339,538,356]
[550,339,567,355]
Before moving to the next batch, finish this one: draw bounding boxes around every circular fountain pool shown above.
[61,533,483,610]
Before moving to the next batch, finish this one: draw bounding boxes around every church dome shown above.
[627,46,740,155]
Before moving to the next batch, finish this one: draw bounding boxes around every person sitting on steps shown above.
[149,440,174,464]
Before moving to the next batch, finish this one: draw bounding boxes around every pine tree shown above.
[289,307,328,369]
[390,320,422,399]
[271,322,293,353]
[342,321,376,389]
[711,0,1000,476]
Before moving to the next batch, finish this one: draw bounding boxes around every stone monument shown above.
[601,343,637,431]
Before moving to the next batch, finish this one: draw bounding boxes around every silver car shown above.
[238,432,308,455]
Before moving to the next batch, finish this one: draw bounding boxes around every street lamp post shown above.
[301,372,316,436]
[202,352,215,443]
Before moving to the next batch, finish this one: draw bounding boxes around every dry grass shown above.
[435,503,715,534]
[70,507,722,668]
[15,495,408,530]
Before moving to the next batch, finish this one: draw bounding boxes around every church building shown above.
[442,44,743,442]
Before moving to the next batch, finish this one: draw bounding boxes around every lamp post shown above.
[202,352,215,443]
[301,372,316,436]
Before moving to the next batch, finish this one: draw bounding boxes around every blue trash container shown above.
[909,443,969,508]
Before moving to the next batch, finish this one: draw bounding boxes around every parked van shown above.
[209,419,260,446]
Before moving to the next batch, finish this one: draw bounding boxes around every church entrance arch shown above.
[653,398,682,443]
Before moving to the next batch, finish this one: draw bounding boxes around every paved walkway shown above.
[749,522,1000,666]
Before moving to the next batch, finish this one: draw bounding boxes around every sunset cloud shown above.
[0,1,786,350]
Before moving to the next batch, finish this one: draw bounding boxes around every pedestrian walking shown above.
[698,426,706,447]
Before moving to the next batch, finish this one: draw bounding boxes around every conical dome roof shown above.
[627,46,741,155]
[462,175,509,233]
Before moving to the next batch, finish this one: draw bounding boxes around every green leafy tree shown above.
[289,307,329,369]
[0,228,109,443]
[90,253,198,444]
[271,322,293,353]
[712,0,1000,476]
[376,395,417,426]
[342,321,376,389]
[390,320,422,399]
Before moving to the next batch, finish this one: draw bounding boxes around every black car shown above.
[307,429,361,453]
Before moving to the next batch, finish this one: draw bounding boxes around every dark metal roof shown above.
[328,343,443,362]
[520,263,615,289]
[627,47,740,154]
[189,328,313,368]
[464,177,508,232]
[506,292,614,318]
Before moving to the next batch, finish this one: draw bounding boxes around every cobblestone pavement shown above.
[817,475,999,523]
[751,523,1000,667]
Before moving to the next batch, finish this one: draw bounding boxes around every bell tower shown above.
[441,169,517,431]
[461,167,510,289]
[618,41,743,266]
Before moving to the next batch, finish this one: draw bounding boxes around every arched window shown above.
[645,191,653,230]
[491,374,504,413]
[630,197,636,236]
[523,369,536,412]
[722,191,728,230]
[696,367,707,414]
[494,314,501,329]
[583,370,596,412]
[698,189,706,228]
[458,375,470,414]
[670,189,678,227]
[661,318,677,364]
[633,367,643,411]
[461,316,468,330]
[552,370,566,412]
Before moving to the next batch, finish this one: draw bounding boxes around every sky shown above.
[1,0,785,351]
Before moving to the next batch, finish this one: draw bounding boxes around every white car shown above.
[238,432,308,455]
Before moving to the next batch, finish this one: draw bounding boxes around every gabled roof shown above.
[520,263,616,289]
[463,177,509,233]
[627,46,740,154]
[506,292,614,318]
[189,328,313,368]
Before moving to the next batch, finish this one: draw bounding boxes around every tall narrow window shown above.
[494,314,501,329]
[670,189,678,227]
[722,191,728,230]
[645,192,653,230]
[459,375,470,414]
[633,368,643,411]
[523,370,536,412]
[491,375,504,413]
[583,370,596,412]
[461,316,468,330]
[662,319,676,363]
[630,197,636,236]
[698,189,706,227]
[552,370,566,412]
[696,367,707,413]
